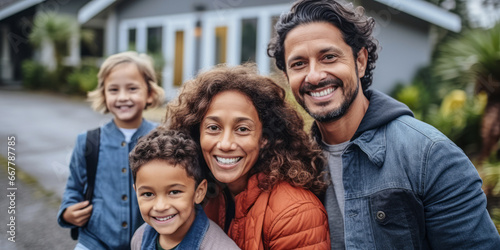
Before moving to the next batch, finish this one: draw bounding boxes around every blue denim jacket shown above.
[315,90,500,249]
[141,204,209,250]
[58,119,157,249]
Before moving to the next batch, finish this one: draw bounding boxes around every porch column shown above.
[256,12,271,75]
[104,9,117,56]
[1,24,13,81]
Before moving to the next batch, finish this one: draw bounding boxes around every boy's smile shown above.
[153,214,176,222]
[134,159,206,248]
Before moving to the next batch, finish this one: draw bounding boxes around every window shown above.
[215,26,227,64]
[147,27,163,54]
[128,28,136,51]
[240,18,257,64]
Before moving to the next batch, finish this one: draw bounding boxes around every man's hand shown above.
[62,201,93,227]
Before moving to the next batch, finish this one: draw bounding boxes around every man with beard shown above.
[268,0,500,249]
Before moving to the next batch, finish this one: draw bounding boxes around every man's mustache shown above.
[300,78,343,93]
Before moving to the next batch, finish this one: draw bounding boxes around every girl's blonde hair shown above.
[87,51,165,113]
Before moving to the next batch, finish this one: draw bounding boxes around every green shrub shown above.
[393,85,485,155]
[483,159,500,196]
[21,60,49,89]
[66,66,99,95]
[394,84,424,120]
[54,66,73,91]
[490,208,500,234]
[148,52,165,87]
[21,59,76,91]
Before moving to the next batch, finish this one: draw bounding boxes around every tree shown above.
[434,22,500,163]
[29,12,77,71]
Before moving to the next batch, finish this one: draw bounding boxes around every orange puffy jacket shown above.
[204,173,330,249]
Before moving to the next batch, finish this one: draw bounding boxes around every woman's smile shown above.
[200,90,263,195]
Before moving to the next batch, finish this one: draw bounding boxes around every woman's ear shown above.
[260,141,267,150]
[260,137,268,149]
[194,179,208,204]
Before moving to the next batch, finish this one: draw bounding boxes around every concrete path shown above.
[0,90,114,198]
[0,89,113,249]
[0,160,77,249]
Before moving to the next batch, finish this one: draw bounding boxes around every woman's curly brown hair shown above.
[267,0,379,90]
[165,64,327,195]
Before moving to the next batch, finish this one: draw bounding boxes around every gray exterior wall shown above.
[35,0,89,16]
[116,0,291,19]
[361,0,432,93]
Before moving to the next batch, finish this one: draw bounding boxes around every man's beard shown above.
[300,78,360,123]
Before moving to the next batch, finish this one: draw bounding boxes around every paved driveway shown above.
[0,89,114,249]
[0,90,113,198]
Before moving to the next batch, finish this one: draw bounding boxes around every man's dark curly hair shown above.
[267,0,379,90]
[129,128,204,186]
[165,63,327,195]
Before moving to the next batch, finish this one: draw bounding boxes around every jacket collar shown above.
[350,127,386,168]
[315,123,387,168]
[234,174,265,218]
[142,204,209,249]
[101,119,154,143]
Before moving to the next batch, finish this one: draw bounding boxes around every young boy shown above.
[129,128,239,250]
[58,51,164,249]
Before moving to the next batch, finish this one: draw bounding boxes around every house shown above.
[0,0,92,84]
[0,0,461,98]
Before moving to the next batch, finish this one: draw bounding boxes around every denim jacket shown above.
[58,119,157,249]
[314,90,500,249]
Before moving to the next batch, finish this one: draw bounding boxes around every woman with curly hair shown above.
[165,63,330,249]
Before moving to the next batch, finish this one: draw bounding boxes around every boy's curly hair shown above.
[165,63,327,195]
[129,128,204,186]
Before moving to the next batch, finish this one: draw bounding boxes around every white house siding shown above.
[115,1,290,100]
[100,0,443,99]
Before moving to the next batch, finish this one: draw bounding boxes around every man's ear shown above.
[356,47,368,78]
[194,179,207,204]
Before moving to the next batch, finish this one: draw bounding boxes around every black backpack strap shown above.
[71,127,100,241]
[84,127,101,203]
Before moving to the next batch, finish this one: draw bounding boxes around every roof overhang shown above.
[375,0,461,32]
[0,0,44,21]
[78,0,115,24]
